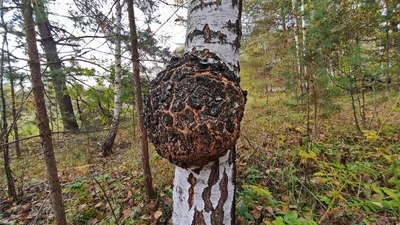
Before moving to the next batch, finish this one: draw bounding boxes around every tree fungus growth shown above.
[145,50,246,168]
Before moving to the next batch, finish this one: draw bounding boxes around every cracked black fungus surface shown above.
[144,51,246,168]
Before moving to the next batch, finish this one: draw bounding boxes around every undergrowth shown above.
[0,65,399,225]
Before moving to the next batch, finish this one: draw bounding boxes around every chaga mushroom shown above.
[144,51,246,168]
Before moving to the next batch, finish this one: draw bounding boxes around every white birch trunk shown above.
[301,0,307,76]
[172,1,242,224]
[113,0,122,120]
[101,0,122,156]
[292,0,301,77]
[173,150,236,225]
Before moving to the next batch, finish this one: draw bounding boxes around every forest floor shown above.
[1,69,400,224]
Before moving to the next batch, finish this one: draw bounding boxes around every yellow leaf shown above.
[362,130,379,141]
[246,185,272,198]
[75,164,90,176]
[383,154,394,164]
[298,150,317,159]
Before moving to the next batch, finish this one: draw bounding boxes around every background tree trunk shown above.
[35,0,79,131]
[0,0,17,200]
[385,19,390,93]
[7,48,21,158]
[22,1,67,224]
[3,23,21,157]
[292,0,302,93]
[127,0,155,199]
[172,1,242,224]
[101,0,122,157]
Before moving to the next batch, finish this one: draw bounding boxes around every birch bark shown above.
[172,1,242,224]
[101,0,122,156]
[292,0,302,92]
[301,0,307,77]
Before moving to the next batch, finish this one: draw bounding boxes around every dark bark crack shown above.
[202,160,220,212]
[188,173,197,209]
[211,169,228,224]
[192,209,206,225]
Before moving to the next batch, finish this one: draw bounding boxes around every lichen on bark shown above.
[144,50,246,168]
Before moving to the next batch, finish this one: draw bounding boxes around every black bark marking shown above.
[234,18,242,52]
[202,160,220,212]
[229,148,237,225]
[192,209,206,225]
[211,169,228,224]
[187,29,203,46]
[188,173,197,209]
[191,2,217,13]
[203,24,211,43]
[202,187,212,213]
[226,20,235,31]
[192,167,203,174]
[177,185,184,203]
[187,28,228,46]
[232,0,238,7]
[217,31,225,44]
[144,51,246,168]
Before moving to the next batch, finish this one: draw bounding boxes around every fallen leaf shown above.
[154,210,163,220]
[251,209,261,219]
[164,197,173,205]
[94,202,103,208]
[278,185,286,192]
[312,177,324,186]
[362,174,373,183]
[78,204,88,212]
[371,202,383,208]
[88,218,98,225]
[281,195,289,202]
[121,209,131,221]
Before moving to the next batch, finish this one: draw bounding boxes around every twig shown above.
[295,177,327,210]
[319,181,347,223]
[33,190,52,225]
[149,6,182,38]
[93,176,120,225]
[0,129,109,147]
[241,134,258,152]
[368,48,385,130]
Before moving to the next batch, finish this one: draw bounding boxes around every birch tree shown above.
[101,0,122,156]
[292,0,302,92]
[145,0,246,224]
